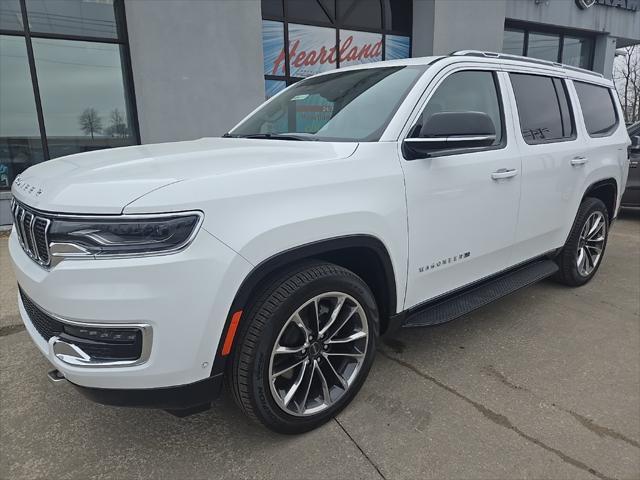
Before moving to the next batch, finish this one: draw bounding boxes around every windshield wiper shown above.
[225,133,318,141]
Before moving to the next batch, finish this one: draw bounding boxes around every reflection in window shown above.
[527,32,560,62]
[562,36,593,69]
[502,29,525,56]
[286,0,333,23]
[25,0,119,39]
[32,38,135,159]
[0,0,23,31]
[338,0,382,30]
[0,35,43,189]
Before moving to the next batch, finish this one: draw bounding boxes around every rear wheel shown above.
[226,261,378,434]
[555,197,609,286]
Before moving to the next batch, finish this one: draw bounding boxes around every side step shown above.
[403,259,559,328]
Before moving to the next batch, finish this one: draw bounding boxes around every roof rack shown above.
[449,50,604,78]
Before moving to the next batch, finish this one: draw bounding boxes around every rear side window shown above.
[510,73,575,144]
[574,81,618,137]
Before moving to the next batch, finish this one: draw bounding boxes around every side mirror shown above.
[403,111,497,160]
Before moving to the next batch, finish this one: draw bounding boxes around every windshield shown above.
[229,66,427,142]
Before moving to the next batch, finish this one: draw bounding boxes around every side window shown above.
[510,73,575,144]
[574,81,618,137]
[414,70,504,146]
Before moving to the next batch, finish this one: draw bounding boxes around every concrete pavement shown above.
[1,211,638,480]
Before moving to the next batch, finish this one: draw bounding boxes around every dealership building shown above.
[1,0,639,225]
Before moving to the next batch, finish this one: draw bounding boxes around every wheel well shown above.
[315,247,394,332]
[584,179,617,221]
[223,236,397,340]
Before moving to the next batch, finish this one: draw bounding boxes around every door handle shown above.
[571,156,588,166]
[491,168,519,180]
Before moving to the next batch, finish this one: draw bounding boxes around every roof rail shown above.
[449,50,604,78]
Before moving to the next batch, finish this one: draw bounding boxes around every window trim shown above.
[573,80,620,139]
[508,72,578,146]
[402,69,508,159]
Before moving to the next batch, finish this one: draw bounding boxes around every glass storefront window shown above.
[0,0,137,191]
[0,35,44,189]
[32,38,135,159]
[261,0,412,99]
[0,0,23,31]
[563,36,594,69]
[503,29,525,56]
[527,31,560,62]
[25,0,119,39]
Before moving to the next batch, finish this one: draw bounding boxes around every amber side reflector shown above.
[221,311,242,356]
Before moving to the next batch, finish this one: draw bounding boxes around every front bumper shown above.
[9,226,252,390]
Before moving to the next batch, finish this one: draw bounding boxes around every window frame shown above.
[402,68,508,159]
[573,80,620,139]
[0,0,139,182]
[509,72,578,146]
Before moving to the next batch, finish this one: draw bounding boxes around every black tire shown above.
[555,197,609,287]
[225,261,378,434]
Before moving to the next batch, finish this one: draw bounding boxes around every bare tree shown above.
[105,108,128,138]
[78,108,103,139]
[613,45,640,124]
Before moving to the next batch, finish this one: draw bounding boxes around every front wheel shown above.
[226,262,378,434]
[555,197,609,287]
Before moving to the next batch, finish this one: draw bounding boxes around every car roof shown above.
[319,50,613,88]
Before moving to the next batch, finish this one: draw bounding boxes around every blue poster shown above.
[385,35,411,60]
[262,20,285,76]
[265,79,286,99]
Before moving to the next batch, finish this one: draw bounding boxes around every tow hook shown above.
[47,369,66,383]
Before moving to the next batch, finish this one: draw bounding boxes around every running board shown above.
[402,259,559,328]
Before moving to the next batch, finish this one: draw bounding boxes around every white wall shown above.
[124,0,265,144]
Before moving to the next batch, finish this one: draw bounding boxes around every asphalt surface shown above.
[1,211,639,480]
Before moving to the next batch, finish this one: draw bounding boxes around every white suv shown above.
[9,51,630,433]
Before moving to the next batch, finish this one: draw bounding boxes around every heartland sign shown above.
[271,24,383,77]
[576,0,639,11]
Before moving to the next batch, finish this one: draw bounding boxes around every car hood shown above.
[11,137,359,214]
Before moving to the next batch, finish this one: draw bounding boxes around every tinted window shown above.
[574,81,618,137]
[0,35,44,189]
[416,71,503,145]
[384,0,412,34]
[338,0,382,30]
[0,0,23,31]
[527,32,560,62]
[262,0,283,18]
[286,0,332,23]
[25,0,121,39]
[510,73,574,144]
[503,29,525,56]
[32,38,136,158]
[562,36,594,69]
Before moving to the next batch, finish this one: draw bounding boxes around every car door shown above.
[400,67,522,308]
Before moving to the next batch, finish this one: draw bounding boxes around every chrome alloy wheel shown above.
[576,211,606,277]
[268,292,369,417]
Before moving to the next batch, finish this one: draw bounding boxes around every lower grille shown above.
[20,287,64,340]
[19,287,143,361]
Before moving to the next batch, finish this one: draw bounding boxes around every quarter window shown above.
[510,73,575,144]
[414,70,503,145]
[574,82,618,137]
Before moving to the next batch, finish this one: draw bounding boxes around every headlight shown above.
[49,212,203,257]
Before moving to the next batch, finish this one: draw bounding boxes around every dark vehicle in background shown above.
[622,122,640,207]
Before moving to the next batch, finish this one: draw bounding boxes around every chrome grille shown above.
[11,199,51,267]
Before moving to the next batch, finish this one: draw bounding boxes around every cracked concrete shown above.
[1,211,639,479]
